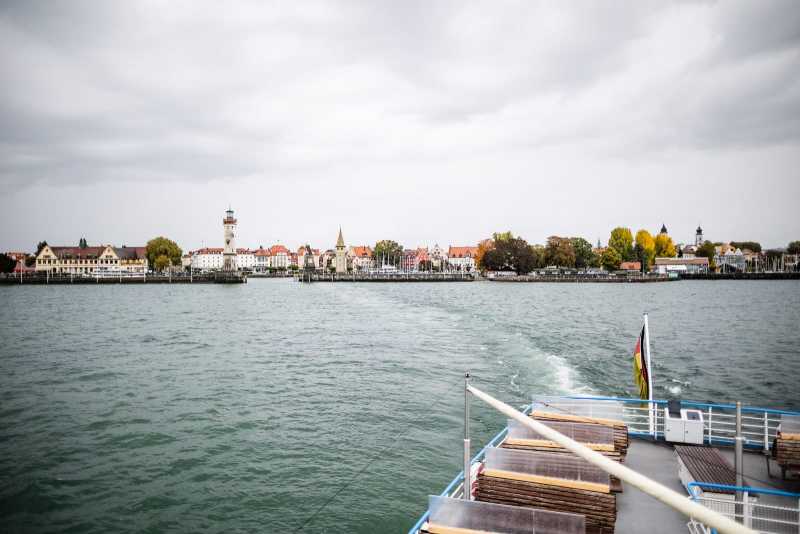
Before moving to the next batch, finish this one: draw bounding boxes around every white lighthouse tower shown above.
[223,207,237,271]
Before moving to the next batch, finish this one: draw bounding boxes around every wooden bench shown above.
[771,436,800,479]
[674,445,736,494]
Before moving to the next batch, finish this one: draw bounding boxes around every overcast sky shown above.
[1,1,798,252]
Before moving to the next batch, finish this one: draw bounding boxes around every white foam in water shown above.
[547,354,574,393]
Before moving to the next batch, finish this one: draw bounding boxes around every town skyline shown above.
[1,2,799,250]
[2,208,797,255]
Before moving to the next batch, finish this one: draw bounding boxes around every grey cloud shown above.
[0,1,799,250]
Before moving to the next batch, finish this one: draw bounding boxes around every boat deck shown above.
[410,397,800,534]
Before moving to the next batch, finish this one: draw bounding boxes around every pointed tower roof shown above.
[660,223,668,234]
[336,227,345,248]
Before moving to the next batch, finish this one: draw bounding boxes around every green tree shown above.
[730,241,762,253]
[654,233,676,258]
[418,259,433,271]
[608,227,634,261]
[480,234,537,274]
[544,236,576,267]
[154,255,170,272]
[634,230,656,271]
[787,241,800,254]
[373,240,403,265]
[600,247,622,271]
[695,240,717,270]
[35,241,48,255]
[146,237,183,271]
[570,237,596,269]
[0,253,16,273]
[79,237,87,248]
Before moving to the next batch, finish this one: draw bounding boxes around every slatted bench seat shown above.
[674,445,735,494]
[530,411,629,456]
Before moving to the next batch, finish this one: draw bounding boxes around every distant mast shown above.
[223,207,237,272]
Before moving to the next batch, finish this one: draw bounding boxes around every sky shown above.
[1,1,799,253]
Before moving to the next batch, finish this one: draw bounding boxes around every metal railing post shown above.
[763,412,769,453]
[708,407,713,444]
[463,372,471,500]
[735,401,744,522]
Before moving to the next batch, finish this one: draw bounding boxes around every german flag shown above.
[633,326,649,400]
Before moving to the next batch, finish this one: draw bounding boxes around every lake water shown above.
[1,279,799,533]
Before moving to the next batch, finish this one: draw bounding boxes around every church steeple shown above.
[660,223,668,235]
[335,226,347,274]
[336,227,345,249]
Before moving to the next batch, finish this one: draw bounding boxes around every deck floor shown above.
[617,439,800,532]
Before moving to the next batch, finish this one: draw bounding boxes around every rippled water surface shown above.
[1,280,799,532]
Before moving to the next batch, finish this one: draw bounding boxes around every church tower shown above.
[335,227,347,273]
[695,225,703,247]
[223,207,237,271]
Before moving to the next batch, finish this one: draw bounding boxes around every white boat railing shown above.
[686,483,800,534]
[536,396,800,452]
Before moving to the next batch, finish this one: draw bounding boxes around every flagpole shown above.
[644,312,655,437]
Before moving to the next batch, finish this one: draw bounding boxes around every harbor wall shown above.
[0,273,246,285]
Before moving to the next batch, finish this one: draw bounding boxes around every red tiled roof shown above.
[448,246,479,258]
[114,246,146,260]
[13,260,34,273]
[655,257,709,266]
[619,261,641,270]
[297,246,321,255]
[270,244,289,255]
[195,247,224,254]
[350,246,373,258]
[254,248,271,256]
[48,246,108,259]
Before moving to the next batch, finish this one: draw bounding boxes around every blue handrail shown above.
[562,395,800,416]
[687,481,800,499]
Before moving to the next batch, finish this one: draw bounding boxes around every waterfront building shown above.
[447,246,479,271]
[222,207,237,272]
[715,246,745,273]
[289,252,299,268]
[348,245,373,271]
[236,248,255,271]
[12,259,35,274]
[335,228,347,273]
[268,244,290,269]
[114,246,148,273]
[430,243,447,269]
[619,261,642,272]
[35,242,148,274]
[191,248,223,271]
[681,245,697,258]
[402,249,418,271]
[654,257,709,274]
[254,247,270,272]
[416,247,430,267]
